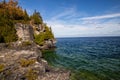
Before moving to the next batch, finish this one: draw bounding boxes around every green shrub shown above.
[0,0,30,43]
[34,25,54,46]
[25,68,38,80]
[22,41,32,46]
[19,58,36,67]
[0,64,5,72]
[34,33,45,46]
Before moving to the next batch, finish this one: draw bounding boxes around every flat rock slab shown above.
[0,46,70,80]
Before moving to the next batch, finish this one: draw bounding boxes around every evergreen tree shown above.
[0,0,55,44]
[3,0,6,4]
[0,0,23,43]
[30,10,43,24]
[24,9,29,21]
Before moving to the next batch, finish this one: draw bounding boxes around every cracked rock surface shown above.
[0,43,70,80]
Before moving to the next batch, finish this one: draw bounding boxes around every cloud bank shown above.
[45,7,120,37]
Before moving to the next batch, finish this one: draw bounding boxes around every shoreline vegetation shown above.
[0,0,70,80]
[0,1,119,80]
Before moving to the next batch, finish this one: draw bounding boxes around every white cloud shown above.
[45,8,120,37]
[80,13,120,20]
[46,19,120,37]
[51,8,74,20]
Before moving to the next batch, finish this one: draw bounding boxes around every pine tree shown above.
[3,0,6,4]
[24,9,29,21]
[30,10,43,24]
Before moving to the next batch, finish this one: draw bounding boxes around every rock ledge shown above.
[0,43,70,80]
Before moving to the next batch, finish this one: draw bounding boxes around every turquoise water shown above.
[43,37,120,80]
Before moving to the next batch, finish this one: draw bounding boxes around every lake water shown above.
[43,37,120,80]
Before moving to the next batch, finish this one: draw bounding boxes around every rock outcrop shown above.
[15,23,56,50]
[0,23,69,80]
[15,23,34,42]
[0,43,70,80]
[33,24,45,35]
[0,1,69,79]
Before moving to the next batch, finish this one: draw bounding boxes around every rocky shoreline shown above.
[0,43,70,80]
[0,1,70,79]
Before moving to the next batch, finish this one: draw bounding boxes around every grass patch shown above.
[22,41,32,46]
[25,68,38,80]
[19,58,36,67]
[0,64,5,72]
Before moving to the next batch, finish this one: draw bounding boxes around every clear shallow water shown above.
[43,37,120,80]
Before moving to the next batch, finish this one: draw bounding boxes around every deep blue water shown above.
[43,37,120,80]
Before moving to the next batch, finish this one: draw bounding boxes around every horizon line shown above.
[56,36,120,38]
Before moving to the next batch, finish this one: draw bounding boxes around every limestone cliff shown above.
[15,23,56,50]
[15,23,34,42]
[0,13,69,80]
[0,0,69,79]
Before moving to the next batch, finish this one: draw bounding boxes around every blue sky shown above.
[19,0,120,37]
